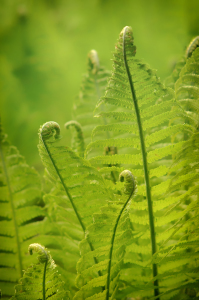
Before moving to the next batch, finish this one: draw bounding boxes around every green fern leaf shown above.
[0,123,44,298]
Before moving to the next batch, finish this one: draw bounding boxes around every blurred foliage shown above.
[0,0,198,170]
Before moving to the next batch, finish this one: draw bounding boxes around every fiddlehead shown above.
[29,243,49,264]
[40,121,60,140]
[106,170,136,300]
[186,36,199,58]
[88,49,100,75]
[119,169,136,196]
[65,120,85,157]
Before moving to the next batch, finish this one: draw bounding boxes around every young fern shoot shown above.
[106,170,136,300]
[11,243,68,300]
[29,244,49,300]
[65,120,85,157]
[39,122,86,233]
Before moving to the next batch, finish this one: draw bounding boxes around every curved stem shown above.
[29,244,49,300]
[43,261,47,300]
[106,191,133,300]
[65,120,85,158]
[123,27,160,299]
[40,126,102,277]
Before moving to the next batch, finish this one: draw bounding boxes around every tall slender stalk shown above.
[123,26,160,299]
[106,170,135,300]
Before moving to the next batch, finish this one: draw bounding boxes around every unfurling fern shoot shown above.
[29,243,49,300]
[106,170,136,300]
[65,120,85,157]
[11,243,68,300]
[39,121,103,277]
[186,36,199,58]
[88,49,100,75]
[39,121,86,231]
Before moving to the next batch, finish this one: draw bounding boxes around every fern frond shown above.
[72,50,110,149]
[165,45,199,296]
[86,26,197,299]
[11,243,69,299]
[38,121,108,230]
[0,123,44,298]
[74,170,136,300]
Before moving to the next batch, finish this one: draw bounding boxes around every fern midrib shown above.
[41,136,103,277]
[123,27,159,299]
[43,261,47,300]
[106,192,133,300]
[41,138,86,231]
[0,140,23,278]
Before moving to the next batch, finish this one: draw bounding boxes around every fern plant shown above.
[85,26,197,299]
[0,122,45,298]
[1,26,199,300]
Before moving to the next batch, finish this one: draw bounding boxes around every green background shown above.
[1,0,198,170]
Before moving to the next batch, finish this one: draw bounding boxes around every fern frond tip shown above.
[65,120,85,157]
[28,243,50,264]
[119,170,136,196]
[121,26,133,37]
[39,121,60,140]
[88,49,100,74]
[186,36,199,58]
[121,26,136,59]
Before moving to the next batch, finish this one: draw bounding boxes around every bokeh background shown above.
[1,0,199,170]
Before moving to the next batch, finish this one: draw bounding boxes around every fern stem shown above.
[106,194,132,300]
[29,244,49,300]
[106,170,135,300]
[43,261,47,300]
[123,27,160,299]
[0,136,23,278]
[65,120,85,157]
[40,126,103,277]
[41,136,86,232]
